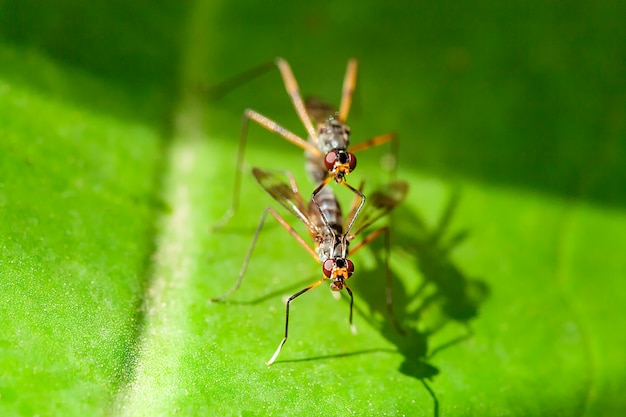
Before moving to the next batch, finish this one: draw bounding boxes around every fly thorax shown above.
[317,118,350,154]
[317,241,332,264]
[317,229,338,261]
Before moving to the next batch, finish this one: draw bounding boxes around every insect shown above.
[214,58,397,233]
[211,167,408,365]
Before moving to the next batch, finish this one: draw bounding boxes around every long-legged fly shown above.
[212,58,398,232]
[211,167,408,365]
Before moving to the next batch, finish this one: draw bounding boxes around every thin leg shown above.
[284,170,308,211]
[212,111,252,228]
[383,226,406,335]
[338,59,358,122]
[345,285,357,335]
[349,132,396,153]
[244,109,319,155]
[275,58,318,141]
[344,181,366,231]
[211,207,319,302]
[341,181,365,236]
[203,60,276,100]
[310,176,333,227]
[205,57,317,141]
[349,226,387,255]
[350,227,406,335]
[213,109,321,229]
[349,132,399,180]
[310,178,365,238]
[267,208,319,261]
[266,279,325,366]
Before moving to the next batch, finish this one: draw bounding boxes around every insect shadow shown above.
[353,190,490,416]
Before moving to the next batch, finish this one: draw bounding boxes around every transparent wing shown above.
[252,167,318,232]
[305,97,337,126]
[346,181,409,238]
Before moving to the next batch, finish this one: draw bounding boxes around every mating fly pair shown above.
[210,58,407,365]
[215,57,398,232]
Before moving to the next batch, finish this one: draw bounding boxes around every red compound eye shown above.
[324,151,337,171]
[322,258,334,278]
[347,153,357,171]
[346,259,355,277]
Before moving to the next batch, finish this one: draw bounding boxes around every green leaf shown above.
[0,47,164,415]
[1,1,625,416]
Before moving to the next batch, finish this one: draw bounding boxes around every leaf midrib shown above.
[112,1,221,413]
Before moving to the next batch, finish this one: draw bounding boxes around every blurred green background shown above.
[2,1,624,203]
[1,1,624,416]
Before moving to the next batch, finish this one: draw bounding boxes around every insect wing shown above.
[252,168,317,231]
[347,181,409,237]
[305,97,337,126]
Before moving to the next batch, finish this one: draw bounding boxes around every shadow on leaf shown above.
[354,189,490,416]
